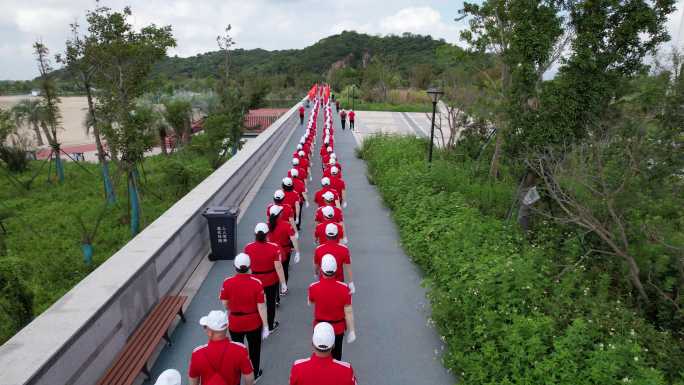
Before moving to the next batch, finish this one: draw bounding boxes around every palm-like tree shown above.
[12,99,45,146]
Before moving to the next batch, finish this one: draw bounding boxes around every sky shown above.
[1,0,683,80]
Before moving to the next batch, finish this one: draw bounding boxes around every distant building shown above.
[30,89,41,97]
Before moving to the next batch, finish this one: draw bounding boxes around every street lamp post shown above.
[426,88,444,164]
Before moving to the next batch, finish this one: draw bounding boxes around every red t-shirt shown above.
[299,106,305,116]
[297,156,310,169]
[267,202,294,221]
[189,339,253,384]
[283,190,301,208]
[290,354,356,385]
[314,206,344,223]
[314,221,344,244]
[340,111,347,120]
[292,165,308,179]
[314,242,351,282]
[314,188,340,207]
[329,176,346,195]
[244,241,282,287]
[348,111,355,121]
[308,278,352,334]
[220,274,265,332]
[292,177,307,195]
[268,221,296,259]
[323,165,343,179]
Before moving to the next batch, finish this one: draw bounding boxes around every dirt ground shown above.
[0,95,91,148]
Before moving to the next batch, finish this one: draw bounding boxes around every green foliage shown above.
[0,150,212,343]
[0,146,30,173]
[163,98,192,144]
[361,135,684,384]
[0,108,13,143]
[0,258,33,343]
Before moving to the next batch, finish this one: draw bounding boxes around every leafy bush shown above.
[0,145,30,173]
[0,258,34,343]
[361,135,684,384]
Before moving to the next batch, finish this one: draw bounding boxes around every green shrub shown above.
[0,145,30,173]
[0,258,34,342]
[361,135,684,384]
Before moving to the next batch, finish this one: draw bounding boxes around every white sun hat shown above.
[312,322,335,350]
[199,310,228,331]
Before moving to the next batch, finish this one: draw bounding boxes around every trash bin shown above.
[202,206,239,261]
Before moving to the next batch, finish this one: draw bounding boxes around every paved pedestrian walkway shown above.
[150,104,454,384]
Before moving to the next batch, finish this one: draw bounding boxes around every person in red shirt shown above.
[315,206,347,243]
[288,168,309,210]
[282,177,302,230]
[314,204,344,224]
[335,100,340,112]
[313,224,354,288]
[296,150,311,180]
[314,220,344,245]
[315,178,341,208]
[308,255,356,360]
[189,310,255,385]
[219,253,268,379]
[267,205,300,284]
[348,110,355,131]
[244,223,288,332]
[291,157,308,180]
[268,189,296,230]
[289,322,357,385]
[327,166,347,208]
[299,105,305,125]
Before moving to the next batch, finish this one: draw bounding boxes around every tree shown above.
[33,41,65,183]
[163,99,193,146]
[86,5,175,235]
[215,24,245,156]
[11,99,44,146]
[59,21,115,203]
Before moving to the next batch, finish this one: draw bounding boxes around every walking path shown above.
[150,104,454,384]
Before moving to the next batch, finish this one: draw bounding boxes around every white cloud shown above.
[2,0,682,80]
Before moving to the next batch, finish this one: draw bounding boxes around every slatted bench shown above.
[96,295,187,385]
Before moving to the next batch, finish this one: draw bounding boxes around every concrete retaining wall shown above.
[0,101,301,385]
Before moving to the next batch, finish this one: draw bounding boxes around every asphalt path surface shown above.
[150,103,455,384]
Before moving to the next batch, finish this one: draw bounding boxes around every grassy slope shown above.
[0,152,212,318]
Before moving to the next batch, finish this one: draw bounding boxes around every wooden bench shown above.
[97,295,187,385]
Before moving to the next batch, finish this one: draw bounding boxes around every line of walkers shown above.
[155,84,358,385]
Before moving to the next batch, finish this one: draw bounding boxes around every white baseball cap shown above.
[321,177,331,186]
[330,153,337,160]
[312,322,335,350]
[326,146,333,153]
[234,252,251,270]
[322,206,334,218]
[199,310,228,331]
[322,191,335,201]
[269,205,283,216]
[290,168,299,177]
[324,137,329,144]
[331,166,339,174]
[292,158,300,166]
[328,158,336,165]
[282,177,293,187]
[155,369,181,385]
[274,189,285,200]
[321,254,337,275]
[297,144,303,150]
[298,150,305,157]
[325,223,339,237]
[254,222,269,234]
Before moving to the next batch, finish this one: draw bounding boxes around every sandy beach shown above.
[0,95,92,148]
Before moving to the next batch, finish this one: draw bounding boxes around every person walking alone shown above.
[299,104,305,125]
[348,110,355,131]
[339,110,347,130]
